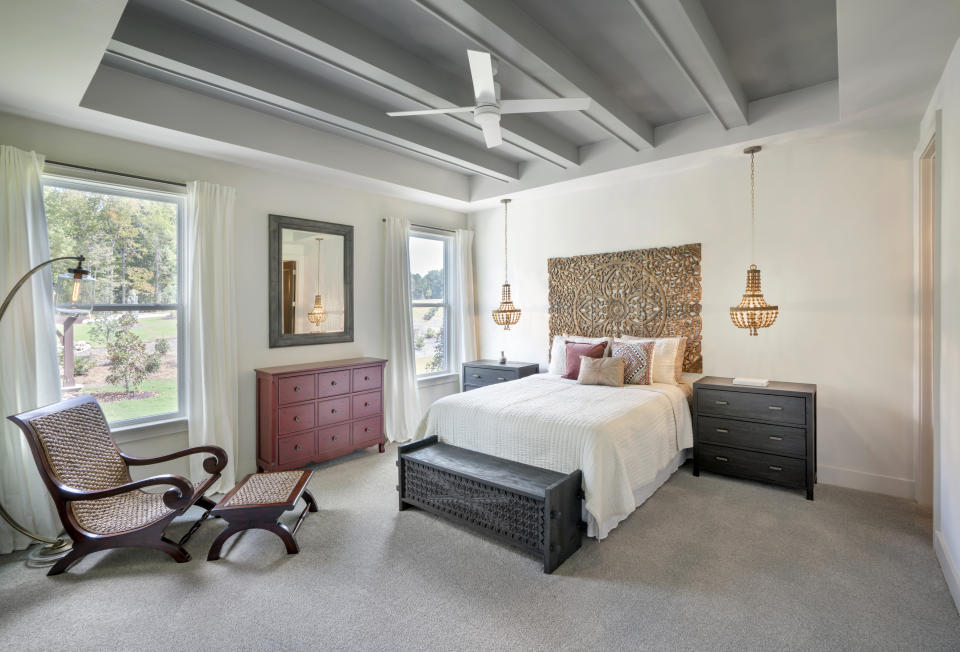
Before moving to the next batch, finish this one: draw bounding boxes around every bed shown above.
[414,372,694,539]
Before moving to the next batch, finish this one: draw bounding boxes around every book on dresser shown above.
[256,358,388,472]
[462,360,539,391]
[693,376,817,500]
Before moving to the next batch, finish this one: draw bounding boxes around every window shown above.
[43,178,184,426]
[409,229,452,377]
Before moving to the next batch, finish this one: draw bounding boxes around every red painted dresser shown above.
[256,357,388,472]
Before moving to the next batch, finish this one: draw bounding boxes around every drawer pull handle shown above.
[332,435,338,441]
[294,386,302,392]
[769,465,783,472]
[294,444,302,452]
[472,374,481,378]
[715,428,729,433]
[714,400,728,406]
[364,375,370,381]
[768,406,783,411]
[714,456,728,462]
[768,435,783,441]
[364,402,369,407]
[497,377,506,381]
[331,409,337,414]
[364,427,371,433]
[294,416,301,422]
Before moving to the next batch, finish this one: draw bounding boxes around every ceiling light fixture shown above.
[307,237,327,327]
[492,198,521,330]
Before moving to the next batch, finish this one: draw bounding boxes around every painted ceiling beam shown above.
[181,0,579,169]
[109,11,519,182]
[626,0,748,129]
[409,0,655,151]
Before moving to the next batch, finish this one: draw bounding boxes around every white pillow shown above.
[548,335,612,375]
[617,336,686,384]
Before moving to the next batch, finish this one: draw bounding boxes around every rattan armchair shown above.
[7,395,227,576]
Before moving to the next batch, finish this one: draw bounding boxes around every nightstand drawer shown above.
[699,444,805,488]
[698,416,806,457]
[698,388,806,425]
[463,367,517,385]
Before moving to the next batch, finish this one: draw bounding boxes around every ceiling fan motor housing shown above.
[473,103,501,126]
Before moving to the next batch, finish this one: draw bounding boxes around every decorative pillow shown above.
[548,335,612,375]
[563,341,606,380]
[577,356,624,387]
[618,336,686,384]
[611,340,656,385]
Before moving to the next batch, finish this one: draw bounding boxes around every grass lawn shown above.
[87,378,179,423]
[73,314,177,343]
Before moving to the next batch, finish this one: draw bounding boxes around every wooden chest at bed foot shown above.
[397,436,584,573]
[692,376,817,500]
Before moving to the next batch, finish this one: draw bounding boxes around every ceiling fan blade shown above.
[387,106,474,117]
[480,120,502,148]
[467,50,497,104]
[499,98,592,114]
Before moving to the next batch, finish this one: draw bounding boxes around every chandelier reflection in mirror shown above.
[307,237,327,327]
[492,198,521,330]
[730,145,779,336]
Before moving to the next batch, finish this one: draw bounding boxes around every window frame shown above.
[408,227,454,380]
[42,175,187,429]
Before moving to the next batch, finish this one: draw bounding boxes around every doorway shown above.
[282,260,297,334]
[917,132,937,509]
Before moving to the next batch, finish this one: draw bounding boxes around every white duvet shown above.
[413,373,693,539]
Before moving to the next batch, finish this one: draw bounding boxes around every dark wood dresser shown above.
[693,376,817,499]
[256,357,387,472]
[462,360,539,391]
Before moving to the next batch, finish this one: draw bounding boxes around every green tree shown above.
[106,313,148,397]
[425,326,444,372]
[87,312,120,347]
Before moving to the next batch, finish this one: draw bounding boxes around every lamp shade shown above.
[54,272,95,315]
[729,265,778,336]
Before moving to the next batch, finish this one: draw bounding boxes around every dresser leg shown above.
[693,456,700,477]
[806,486,814,501]
[378,442,386,453]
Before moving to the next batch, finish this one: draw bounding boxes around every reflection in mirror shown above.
[279,229,345,335]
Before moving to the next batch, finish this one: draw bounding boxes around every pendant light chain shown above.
[503,198,509,283]
[750,148,757,264]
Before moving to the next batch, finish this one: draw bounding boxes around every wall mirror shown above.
[268,214,354,347]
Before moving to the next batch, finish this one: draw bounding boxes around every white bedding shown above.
[413,373,693,539]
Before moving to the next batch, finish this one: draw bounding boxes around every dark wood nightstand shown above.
[462,360,539,391]
[693,376,817,500]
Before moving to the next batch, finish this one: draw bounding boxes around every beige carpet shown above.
[0,444,957,651]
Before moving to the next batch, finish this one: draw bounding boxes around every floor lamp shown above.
[0,255,94,566]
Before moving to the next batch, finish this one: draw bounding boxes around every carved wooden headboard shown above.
[547,243,702,372]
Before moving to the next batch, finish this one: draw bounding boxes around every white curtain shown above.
[451,229,478,372]
[185,181,239,492]
[383,217,421,442]
[0,146,62,553]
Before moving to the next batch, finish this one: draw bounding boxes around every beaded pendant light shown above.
[492,198,521,330]
[307,237,327,326]
[730,145,778,336]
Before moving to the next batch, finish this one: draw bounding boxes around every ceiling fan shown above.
[386,50,591,148]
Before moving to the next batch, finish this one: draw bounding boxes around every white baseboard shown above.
[935,529,960,614]
[817,464,915,499]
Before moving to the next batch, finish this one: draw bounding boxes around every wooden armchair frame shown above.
[8,395,227,576]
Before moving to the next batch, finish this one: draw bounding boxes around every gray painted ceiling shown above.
[97,0,840,185]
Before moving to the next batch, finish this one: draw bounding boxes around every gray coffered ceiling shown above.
[4,0,947,205]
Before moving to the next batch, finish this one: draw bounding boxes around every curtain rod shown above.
[381,218,455,233]
[45,159,187,188]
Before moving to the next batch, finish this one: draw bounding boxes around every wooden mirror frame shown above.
[268,214,354,347]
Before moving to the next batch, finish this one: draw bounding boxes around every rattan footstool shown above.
[206,469,317,560]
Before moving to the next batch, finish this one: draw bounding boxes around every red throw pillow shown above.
[563,341,606,380]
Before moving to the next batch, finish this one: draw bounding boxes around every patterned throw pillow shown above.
[611,340,656,385]
[563,341,606,380]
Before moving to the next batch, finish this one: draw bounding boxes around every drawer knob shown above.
[769,465,783,472]
[714,400,728,406]
[294,416,301,422]
[364,402,369,407]
[364,375,370,381]
[294,444,302,451]
[714,456,728,462]
[768,406,784,411]
[331,409,337,414]
[768,435,783,441]
[715,427,729,433]
[332,435,338,441]
[364,427,371,432]
[294,386,302,392]
[331,380,337,386]
[472,374,481,379]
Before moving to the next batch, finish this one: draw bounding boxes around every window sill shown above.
[111,417,188,444]
[417,373,460,388]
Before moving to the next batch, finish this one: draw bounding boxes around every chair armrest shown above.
[59,474,194,511]
[120,445,228,476]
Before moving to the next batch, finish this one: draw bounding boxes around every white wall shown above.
[0,111,466,478]
[471,122,917,499]
[922,36,960,612]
